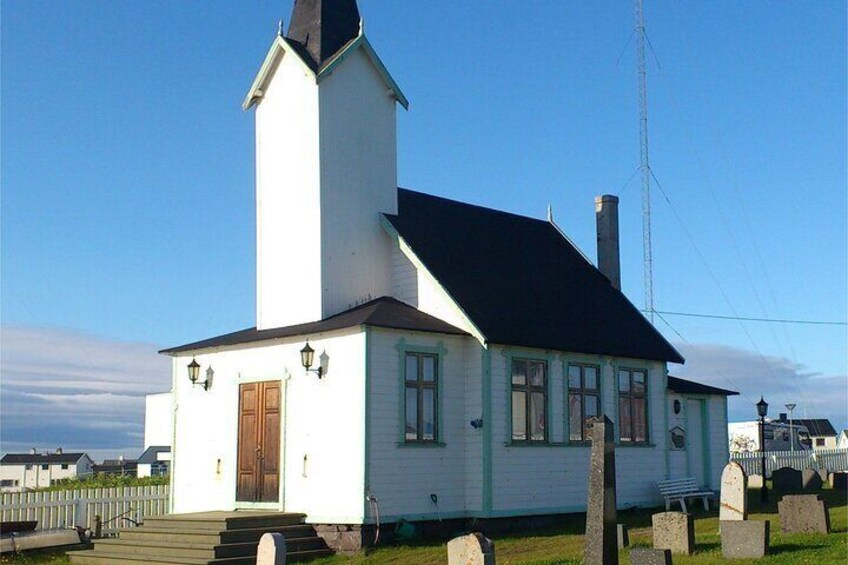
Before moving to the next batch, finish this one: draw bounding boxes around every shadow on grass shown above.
[769,542,829,555]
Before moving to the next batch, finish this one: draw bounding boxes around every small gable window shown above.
[404,352,438,443]
[568,364,600,442]
[618,368,648,443]
[511,359,547,443]
[61,464,69,470]
[815,438,825,447]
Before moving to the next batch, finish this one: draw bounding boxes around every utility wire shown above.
[644,310,846,327]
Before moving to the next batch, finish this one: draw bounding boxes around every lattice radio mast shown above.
[635,0,654,322]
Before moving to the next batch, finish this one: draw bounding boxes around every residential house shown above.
[838,429,848,450]
[797,418,838,450]
[93,457,138,476]
[160,0,735,548]
[0,450,94,491]
[137,446,171,478]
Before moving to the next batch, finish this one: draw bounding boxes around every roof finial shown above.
[359,17,364,35]
[278,19,284,37]
[547,204,554,222]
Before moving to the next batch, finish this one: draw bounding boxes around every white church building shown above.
[161,0,734,543]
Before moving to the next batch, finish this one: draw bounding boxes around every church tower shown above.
[243,0,408,330]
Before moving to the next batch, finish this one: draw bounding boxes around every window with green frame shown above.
[618,368,648,443]
[404,352,438,442]
[568,363,600,441]
[511,359,547,442]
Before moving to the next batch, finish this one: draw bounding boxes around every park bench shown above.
[657,477,715,512]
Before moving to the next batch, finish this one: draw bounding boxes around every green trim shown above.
[395,338,447,444]
[616,443,658,448]
[502,349,554,444]
[562,358,603,443]
[363,327,372,520]
[701,398,711,488]
[684,398,693,476]
[482,346,493,513]
[503,441,573,448]
[395,442,446,448]
[614,364,652,445]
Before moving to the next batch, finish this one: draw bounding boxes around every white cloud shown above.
[0,326,171,461]
[670,342,848,431]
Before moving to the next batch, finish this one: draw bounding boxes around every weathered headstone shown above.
[748,474,764,489]
[652,512,694,556]
[829,472,847,490]
[778,494,830,534]
[720,520,769,559]
[447,533,495,565]
[583,415,618,565]
[630,548,672,565]
[771,467,802,493]
[801,469,823,491]
[719,462,747,521]
[256,533,286,565]
[617,524,629,549]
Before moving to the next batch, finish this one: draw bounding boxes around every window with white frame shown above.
[568,363,600,441]
[511,359,547,442]
[404,352,438,442]
[618,368,648,443]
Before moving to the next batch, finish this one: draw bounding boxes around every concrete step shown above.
[69,548,333,565]
[119,523,317,544]
[143,512,305,532]
[92,536,327,559]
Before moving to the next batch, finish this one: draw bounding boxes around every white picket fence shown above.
[730,448,848,478]
[0,485,169,535]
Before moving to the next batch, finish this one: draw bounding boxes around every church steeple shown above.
[286,0,361,70]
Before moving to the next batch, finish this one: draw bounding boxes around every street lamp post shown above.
[785,403,797,453]
[757,397,769,504]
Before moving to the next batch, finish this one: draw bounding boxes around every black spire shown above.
[286,0,361,70]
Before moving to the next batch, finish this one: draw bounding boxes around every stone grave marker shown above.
[771,467,802,493]
[829,471,847,490]
[801,469,823,491]
[447,532,495,565]
[257,532,286,565]
[720,520,769,559]
[617,524,629,549]
[583,415,618,565]
[652,512,694,556]
[630,548,672,565]
[778,494,830,534]
[719,462,747,521]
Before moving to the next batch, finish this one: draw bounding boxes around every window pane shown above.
[569,393,583,441]
[405,388,418,440]
[568,365,581,390]
[633,397,646,442]
[512,391,526,440]
[584,366,598,390]
[633,372,646,395]
[422,355,436,382]
[618,371,630,392]
[405,354,418,382]
[422,388,436,440]
[530,392,546,441]
[619,397,632,441]
[584,395,599,439]
[511,360,526,385]
[529,362,545,387]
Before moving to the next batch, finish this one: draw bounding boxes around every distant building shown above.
[796,418,838,450]
[838,430,848,450]
[137,446,170,478]
[93,457,138,476]
[0,450,94,491]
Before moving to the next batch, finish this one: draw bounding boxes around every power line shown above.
[646,310,847,327]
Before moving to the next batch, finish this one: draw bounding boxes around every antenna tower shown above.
[635,0,654,322]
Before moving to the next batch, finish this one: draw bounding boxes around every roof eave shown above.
[242,35,317,111]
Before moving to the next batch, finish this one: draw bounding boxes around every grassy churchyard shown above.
[1,486,845,564]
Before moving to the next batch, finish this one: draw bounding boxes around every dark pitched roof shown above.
[797,419,837,437]
[0,452,87,465]
[286,0,360,70]
[667,375,738,396]
[385,189,684,363]
[161,296,468,354]
[138,446,170,465]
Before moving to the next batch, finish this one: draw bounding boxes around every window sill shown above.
[505,441,566,447]
[616,442,657,448]
[396,442,446,448]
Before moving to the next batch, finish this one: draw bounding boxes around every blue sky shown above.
[2,1,845,457]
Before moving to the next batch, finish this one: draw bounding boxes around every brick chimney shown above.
[595,195,621,290]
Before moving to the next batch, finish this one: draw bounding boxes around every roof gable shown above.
[797,419,837,437]
[667,375,738,396]
[385,189,684,363]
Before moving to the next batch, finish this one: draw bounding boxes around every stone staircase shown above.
[68,511,333,564]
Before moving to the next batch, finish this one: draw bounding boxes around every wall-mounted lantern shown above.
[187,358,212,390]
[300,342,324,379]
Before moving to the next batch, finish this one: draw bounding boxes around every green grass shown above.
[3,487,845,564]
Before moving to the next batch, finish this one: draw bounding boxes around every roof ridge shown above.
[397,187,551,226]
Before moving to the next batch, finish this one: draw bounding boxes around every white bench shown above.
[657,477,715,512]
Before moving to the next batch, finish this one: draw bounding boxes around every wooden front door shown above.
[236,381,281,502]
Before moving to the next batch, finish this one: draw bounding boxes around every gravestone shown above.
[801,469,823,491]
[652,512,694,556]
[617,524,629,549]
[720,520,769,559]
[630,548,672,565]
[778,494,830,533]
[256,533,286,565]
[771,467,802,493]
[748,474,764,489]
[583,415,618,565]
[719,462,747,521]
[829,472,847,490]
[447,533,495,565]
